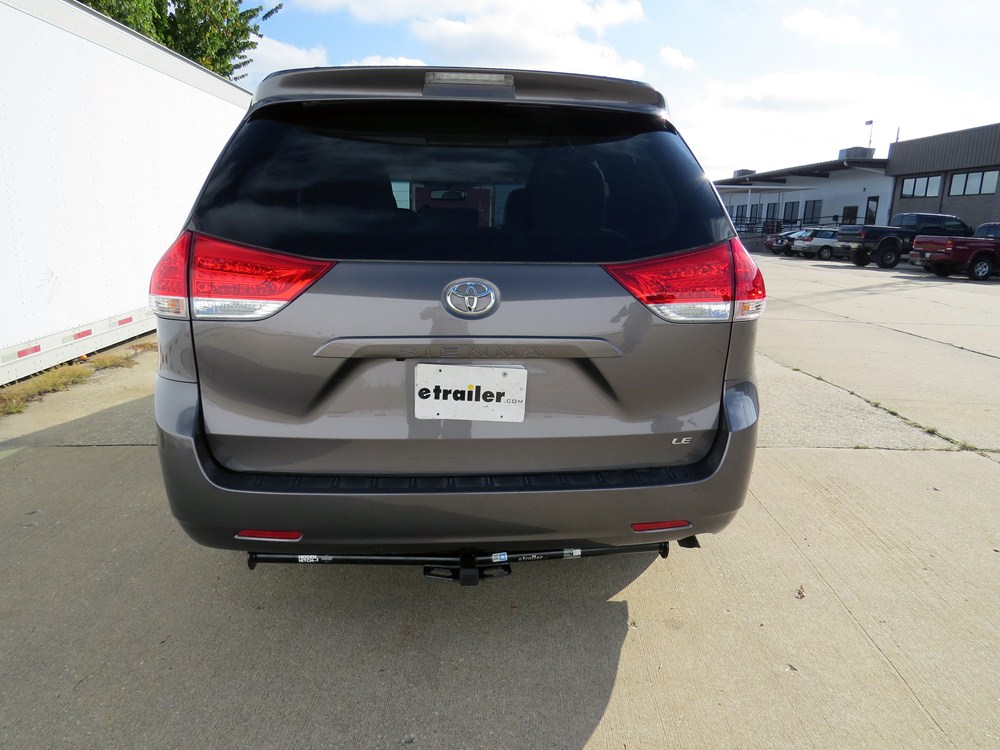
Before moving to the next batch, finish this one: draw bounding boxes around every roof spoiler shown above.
[250,66,668,115]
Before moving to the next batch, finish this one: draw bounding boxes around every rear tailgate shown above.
[192,260,732,475]
[183,97,745,478]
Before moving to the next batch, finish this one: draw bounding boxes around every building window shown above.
[783,201,799,223]
[865,197,879,224]
[765,202,779,220]
[901,175,941,197]
[949,170,999,196]
[804,200,822,224]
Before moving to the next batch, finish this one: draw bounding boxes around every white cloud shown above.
[410,16,644,77]
[664,67,924,180]
[781,8,900,48]
[293,0,645,77]
[296,0,643,31]
[706,69,854,113]
[242,36,330,89]
[660,46,695,71]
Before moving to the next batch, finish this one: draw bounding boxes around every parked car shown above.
[910,222,1000,280]
[148,66,766,585]
[835,213,973,268]
[768,230,799,255]
[764,229,793,252]
[790,227,838,260]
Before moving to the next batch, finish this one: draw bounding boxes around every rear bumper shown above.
[155,376,759,556]
[910,251,960,269]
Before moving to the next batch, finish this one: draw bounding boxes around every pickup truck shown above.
[909,222,1000,280]
[836,212,974,268]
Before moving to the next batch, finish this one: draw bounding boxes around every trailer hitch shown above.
[247,539,685,586]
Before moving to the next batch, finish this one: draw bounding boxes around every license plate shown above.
[414,363,527,422]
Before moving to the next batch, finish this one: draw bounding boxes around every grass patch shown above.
[86,353,137,371]
[0,338,157,416]
[0,364,93,415]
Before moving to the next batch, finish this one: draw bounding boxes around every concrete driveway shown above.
[1,254,997,749]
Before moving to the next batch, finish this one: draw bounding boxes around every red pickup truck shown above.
[910,222,1000,280]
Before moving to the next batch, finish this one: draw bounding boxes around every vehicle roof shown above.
[895,212,963,219]
[251,66,668,117]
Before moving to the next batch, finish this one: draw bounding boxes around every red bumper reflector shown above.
[631,520,692,532]
[235,529,303,542]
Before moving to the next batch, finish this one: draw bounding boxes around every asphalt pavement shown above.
[0,255,997,749]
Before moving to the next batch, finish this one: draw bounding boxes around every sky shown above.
[240,0,1000,181]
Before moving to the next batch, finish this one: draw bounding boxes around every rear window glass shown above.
[192,102,732,263]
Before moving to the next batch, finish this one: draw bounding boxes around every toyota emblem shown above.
[443,280,499,317]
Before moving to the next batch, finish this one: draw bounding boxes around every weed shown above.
[87,353,137,371]
[0,364,93,415]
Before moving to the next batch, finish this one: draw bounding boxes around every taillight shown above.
[603,239,765,322]
[149,233,191,319]
[732,239,766,321]
[148,232,335,321]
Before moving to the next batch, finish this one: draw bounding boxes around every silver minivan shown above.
[150,67,765,584]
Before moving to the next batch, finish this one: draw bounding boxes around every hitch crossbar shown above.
[247,539,687,586]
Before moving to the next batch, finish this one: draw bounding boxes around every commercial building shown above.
[714,148,891,233]
[715,122,1000,234]
[887,122,1000,228]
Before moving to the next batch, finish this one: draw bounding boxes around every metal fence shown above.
[730,215,854,235]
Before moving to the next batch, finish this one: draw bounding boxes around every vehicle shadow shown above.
[203,553,655,749]
[0,396,654,749]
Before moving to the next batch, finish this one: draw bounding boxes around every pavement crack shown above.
[879,324,1000,362]
[761,352,984,455]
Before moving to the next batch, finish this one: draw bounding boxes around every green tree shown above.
[79,0,281,80]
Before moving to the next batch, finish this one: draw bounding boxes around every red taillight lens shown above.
[191,235,334,320]
[732,239,766,321]
[149,232,192,319]
[603,240,765,322]
[149,232,335,321]
[603,242,734,322]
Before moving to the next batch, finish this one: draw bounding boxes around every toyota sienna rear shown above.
[150,67,765,584]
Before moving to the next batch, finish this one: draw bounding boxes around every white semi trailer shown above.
[0,0,251,384]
